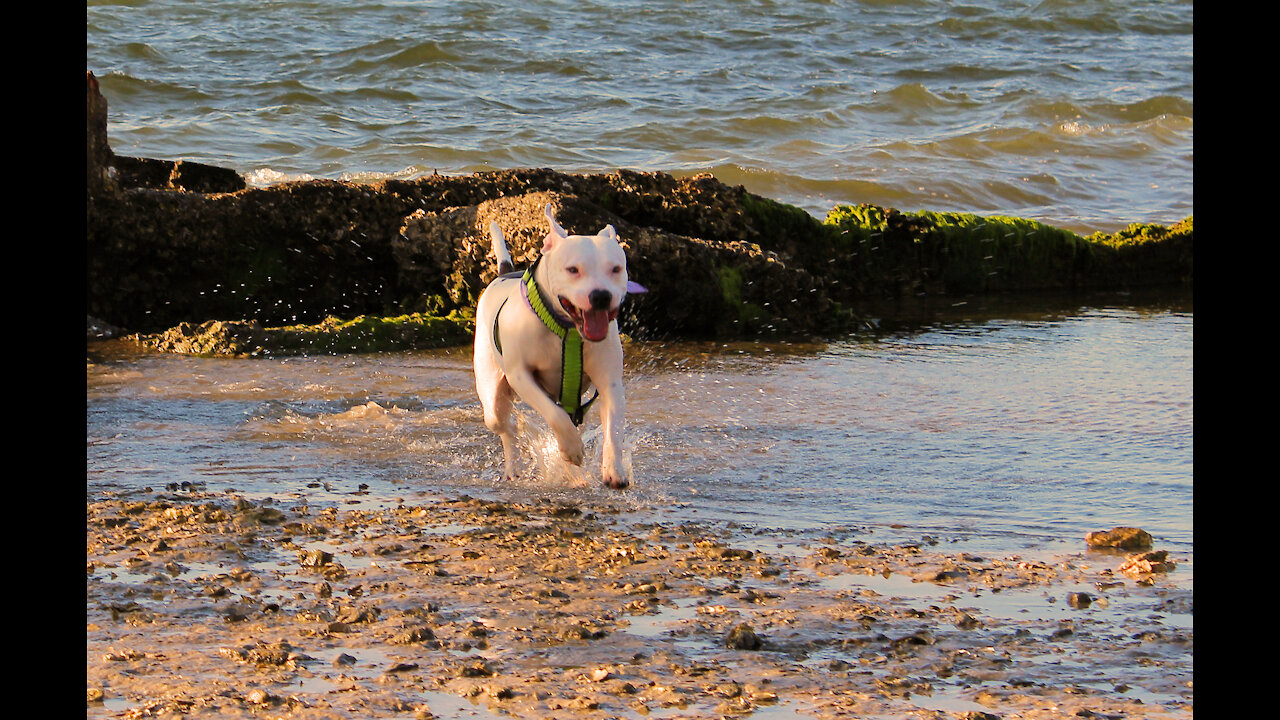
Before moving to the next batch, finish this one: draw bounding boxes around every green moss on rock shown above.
[715,265,770,331]
[740,193,826,244]
[824,204,1191,295]
[131,311,475,357]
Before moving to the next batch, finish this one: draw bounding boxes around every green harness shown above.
[493,261,598,426]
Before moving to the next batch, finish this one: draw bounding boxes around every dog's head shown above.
[539,204,633,342]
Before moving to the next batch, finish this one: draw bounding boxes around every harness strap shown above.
[492,296,509,356]
[494,260,597,426]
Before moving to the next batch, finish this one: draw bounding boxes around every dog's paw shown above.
[558,435,585,466]
[601,448,630,490]
[603,472,630,490]
[602,461,631,490]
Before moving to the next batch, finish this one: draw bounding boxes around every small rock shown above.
[560,623,604,640]
[336,606,379,624]
[246,688,275,705]
[333,653,357,666]
[1118,549,1175,575]
[1085,527,1153,550]
[485,685,516,700]
[299,549,334,567]
[459,660,497,677]
[1067,592,1093,609]
[725,623,763,650]
[890,631,933,648]
[223,605,251,622]
[392,626,437,645]
[914,566,968,582]
[715,696,754,714]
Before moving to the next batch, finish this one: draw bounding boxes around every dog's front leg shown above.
[585,344,630,489]
[595,376,630,489]
[503,367,584,466]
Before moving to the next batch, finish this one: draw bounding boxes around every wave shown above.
[1021,94,1192,123]
[383,40,463,68]
[326,38,465,74]
[120,42,166,61]
[95,71,214,102]
[877,82,972,111]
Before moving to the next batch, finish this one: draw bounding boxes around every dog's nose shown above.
[588,289,613,310]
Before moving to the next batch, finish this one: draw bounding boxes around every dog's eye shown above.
[611,265,622,274]
[566,266,579,275]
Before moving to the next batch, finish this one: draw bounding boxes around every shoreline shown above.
[87,487,1191,719]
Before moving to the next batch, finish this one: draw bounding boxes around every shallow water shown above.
[85,0,1192,232]
[87,292,1193,583]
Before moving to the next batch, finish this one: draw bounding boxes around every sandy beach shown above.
[87,486,1191,719]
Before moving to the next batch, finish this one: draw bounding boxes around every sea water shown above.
[86,0,1192,232]
[87,292,1192,575]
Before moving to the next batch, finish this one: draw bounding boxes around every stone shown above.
[299,549,334,567]
[1118,549,1175,575]
[725,623,763,650]
[86,72,111,195]
[1085,527,1153,550]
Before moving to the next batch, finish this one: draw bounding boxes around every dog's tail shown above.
[489,222,515,275]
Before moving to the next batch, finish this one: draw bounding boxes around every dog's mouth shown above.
[559,297,617,342]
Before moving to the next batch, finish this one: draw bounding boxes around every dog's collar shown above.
[521,258,575,335]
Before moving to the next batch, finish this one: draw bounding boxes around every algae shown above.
[714,265,770,331]
[740,192,827,250]
[823,203,1192,296]
[131,311,475,357]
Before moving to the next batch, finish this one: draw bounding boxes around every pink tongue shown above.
[581,309,612,341]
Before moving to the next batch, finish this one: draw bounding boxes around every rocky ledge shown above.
[86,71,1192,356]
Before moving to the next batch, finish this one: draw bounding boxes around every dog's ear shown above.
[544,204,567,250]
[599,225,617,241]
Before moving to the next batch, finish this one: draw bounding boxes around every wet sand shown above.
[87,488,1191,719]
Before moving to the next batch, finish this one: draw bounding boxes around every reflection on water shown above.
[88,292,1192,573]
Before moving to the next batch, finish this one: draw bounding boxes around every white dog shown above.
[473,204,643,489]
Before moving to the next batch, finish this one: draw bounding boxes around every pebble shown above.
[1118,549,1176,575]
[1067,592,1093,608]
[299,549,334,567]
[1085,527,1153,550]
[725,623,763,650]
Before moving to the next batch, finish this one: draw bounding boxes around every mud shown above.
[87,489,1191,719]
